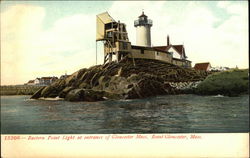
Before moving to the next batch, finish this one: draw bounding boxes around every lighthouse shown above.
[134,11,153,47]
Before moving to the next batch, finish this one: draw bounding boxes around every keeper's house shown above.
[96,11,191,68]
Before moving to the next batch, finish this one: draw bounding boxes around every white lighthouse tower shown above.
[134,11,153,47]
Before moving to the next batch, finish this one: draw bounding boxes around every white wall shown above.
[168,47,181,59]
[136,25,151,47]
[34,79,40,84]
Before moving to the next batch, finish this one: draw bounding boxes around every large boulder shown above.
[65,89,106,102]
[65,89,85,101]
[82,89,105,102]
[40,79,66,98]
[58,86,74,98]
[30,86,46,99]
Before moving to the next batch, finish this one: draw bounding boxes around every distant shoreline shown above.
[0,85,44,96]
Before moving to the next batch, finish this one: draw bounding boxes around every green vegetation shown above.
[195,69,249,96]
[0,85,43,95]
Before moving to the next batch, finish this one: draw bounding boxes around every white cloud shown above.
[1,2,248,85]
[1,4,97,85]
[218,1,248,15]
[217,1,231,9]
[108,1,248,68]
[1,5,46,85]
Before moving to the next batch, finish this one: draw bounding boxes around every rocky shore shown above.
[31,58,209,101]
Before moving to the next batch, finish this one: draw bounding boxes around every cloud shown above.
[108,1,248,68]
[217,1,248,15]
[217,1,231,9]
[1,4,46,85]
[213,2,248,67]
[1,4,98,85]
[108,1,169,45]
[1,2,248,85]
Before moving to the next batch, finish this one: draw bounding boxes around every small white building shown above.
[210,66,230,72]
[40,77,58,85]
[34,78,41,85]
[30,77,58,85]
[153,35,187,60]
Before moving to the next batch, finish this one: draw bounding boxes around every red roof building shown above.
[152,35,187,59]
[27,80,35,83]
[26,80,35,85]
[194,62,211,71]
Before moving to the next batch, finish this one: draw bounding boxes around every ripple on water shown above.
[1,94,249,134]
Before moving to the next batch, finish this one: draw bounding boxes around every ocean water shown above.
[1,94,249,134]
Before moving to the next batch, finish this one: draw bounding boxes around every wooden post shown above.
[96,41,98,65]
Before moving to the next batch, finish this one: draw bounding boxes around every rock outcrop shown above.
[31,58,209,101]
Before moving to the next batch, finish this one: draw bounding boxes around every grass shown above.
[195,69,249,96]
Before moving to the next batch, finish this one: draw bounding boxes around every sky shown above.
[1,1,248,85]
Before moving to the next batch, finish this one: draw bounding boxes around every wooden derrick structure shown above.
[96,12,132,64]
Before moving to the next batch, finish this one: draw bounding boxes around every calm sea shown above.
[1,94,249,134]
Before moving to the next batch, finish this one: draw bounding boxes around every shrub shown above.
[195,69,249,96]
